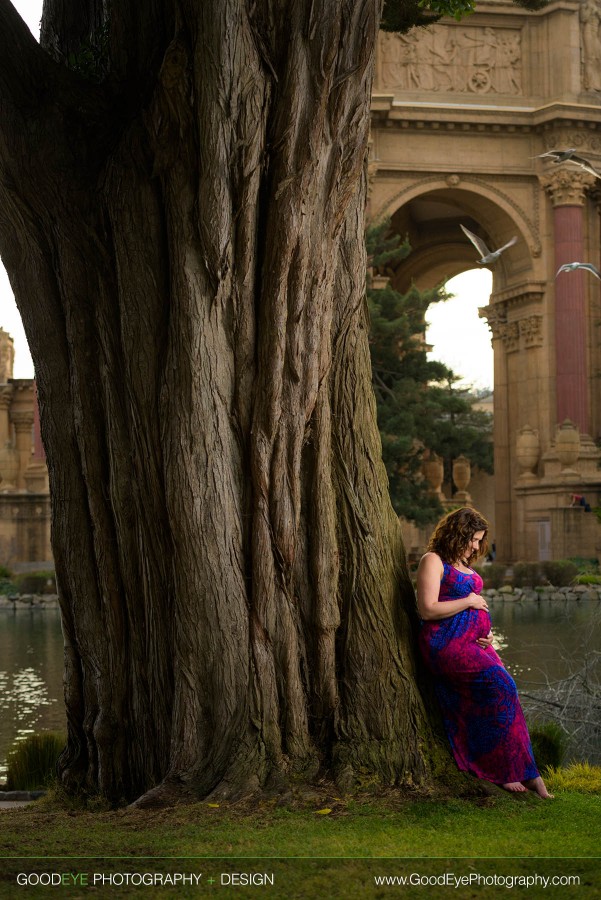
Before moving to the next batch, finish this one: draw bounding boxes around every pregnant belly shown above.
[421,607,490,651]
[471,607,491,638]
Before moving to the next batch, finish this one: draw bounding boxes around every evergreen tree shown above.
[367,222,493,526]
[423,378,494,490]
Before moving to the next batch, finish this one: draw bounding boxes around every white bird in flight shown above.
[460,225,518,265]
[532,148,580,163]
[532,148,601,179]
[565,157,601,180]
[556,262,601,280]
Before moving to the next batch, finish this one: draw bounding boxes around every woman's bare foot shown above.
[523,776,554,799]
[502,781,529,793]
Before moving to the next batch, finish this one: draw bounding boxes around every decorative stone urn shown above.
[422,451,445,500]
[555,419,581,473]
[516,425,539,480]
[452,455,472,502]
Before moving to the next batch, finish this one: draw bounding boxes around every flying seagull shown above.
[565,156,601,180]
[532,148,601,179]
[460,224,518,265]
[532,148,579,163]
[556,262,601,280]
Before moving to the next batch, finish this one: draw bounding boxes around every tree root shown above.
[128,779,191,810]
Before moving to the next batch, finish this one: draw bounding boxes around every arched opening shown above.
[426,269,493,391]
[383,186,529,295]
[378,187,516,554]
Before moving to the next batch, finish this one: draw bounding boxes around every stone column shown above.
[480,281,548,561]
[0,385,19,490]
[0,329,15,383]
[11,410,34,490]
[478,300,512,560]
[24,382,50,493]
[541,168,597,434]
[0,385,13,448]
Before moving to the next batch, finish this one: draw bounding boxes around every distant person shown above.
[416,507,553,799]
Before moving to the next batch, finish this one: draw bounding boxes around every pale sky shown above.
[427,269,494,391]
[0,0,42,377]
[1,0,494,390]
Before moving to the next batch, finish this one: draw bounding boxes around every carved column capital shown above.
[479,304,543,353]
[10,409,34,431]
[478,302,507,340]
[540,167,597,206]
[519,315,543,348]
[480,303,519,351]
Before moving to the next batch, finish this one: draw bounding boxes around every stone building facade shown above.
[0,328,51,569]
[369,0,601,562]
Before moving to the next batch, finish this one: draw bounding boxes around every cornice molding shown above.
[490,281,546,305]
[370,99,601,135]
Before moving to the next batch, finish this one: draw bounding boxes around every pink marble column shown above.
[542,168,597,434]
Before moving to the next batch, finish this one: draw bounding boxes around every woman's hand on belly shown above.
[476,629,494,649]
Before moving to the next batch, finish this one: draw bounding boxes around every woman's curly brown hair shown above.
[426,507,489,564]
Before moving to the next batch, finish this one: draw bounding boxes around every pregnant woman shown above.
[417,507,552,799]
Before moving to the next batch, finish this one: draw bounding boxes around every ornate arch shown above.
[370,172,542,262]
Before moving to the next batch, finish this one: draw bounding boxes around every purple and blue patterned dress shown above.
[419,561,539,785]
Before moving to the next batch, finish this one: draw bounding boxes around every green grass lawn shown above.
[0,773,600,898]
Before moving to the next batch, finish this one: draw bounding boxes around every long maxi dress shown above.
[419,561,539,785]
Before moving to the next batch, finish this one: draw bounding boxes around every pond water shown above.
[490,597,601,684]
[0,608,66,782]
[0,599,599,780]
[489,597,601,764]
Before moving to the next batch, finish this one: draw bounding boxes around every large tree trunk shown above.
[0,0,437,804]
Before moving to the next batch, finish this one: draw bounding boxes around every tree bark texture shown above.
[0,0,435,803]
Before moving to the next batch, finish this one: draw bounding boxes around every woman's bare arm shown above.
[416,552,489,621]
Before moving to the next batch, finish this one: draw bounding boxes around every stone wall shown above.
[0,329,51,569]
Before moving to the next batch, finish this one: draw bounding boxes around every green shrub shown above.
[5,732,65,791]
[0,564,16,595]
[14,571,56,595]
[0,578,17,595]
[511,561,543,588]
[529,721,568,771]
[573,573,601,585]
[545,762,601,794]
[540,559,579,587]
[478,562,507,590]
[568,557,599,575]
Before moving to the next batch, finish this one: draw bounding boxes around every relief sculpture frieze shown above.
[380,25,522,95]
[581,0,601,92]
